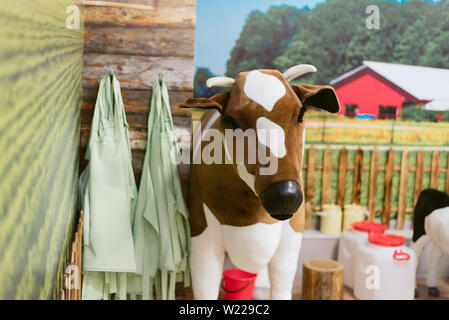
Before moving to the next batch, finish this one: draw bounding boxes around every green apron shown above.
[128,74,191,300]
[79,71,138,300]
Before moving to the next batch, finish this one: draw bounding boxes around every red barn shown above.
[330,61,449,119]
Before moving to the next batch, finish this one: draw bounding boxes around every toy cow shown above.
[412,189,449,297]
[179,65,340,299]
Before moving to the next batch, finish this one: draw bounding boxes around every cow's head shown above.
[180,65,340,221]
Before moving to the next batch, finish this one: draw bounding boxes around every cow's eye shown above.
[223,114,240,130]
[298,106,308,123]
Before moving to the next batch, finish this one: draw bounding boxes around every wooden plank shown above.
[84,26,195,57]
[80,0,155,10]
[157,0,196,6]
[83,1,196,28]
[80,114,191,150]
[322,147,332,206]
[430,150,440,189]
[63,274,69,300]
[305,146,316,229]
[100,0,154,3]
[368,148,379,221]
[77,212,83,300]
[83,53,194,90]
[397,150,410,230]
[81,88,193,125]
[382,148,395,225]
[414,150,425,206]
[446,153,449,194]
[304,164,438,173]
[314,205,415,213]
[352,148,363,205]
[337,148,348,208]
[92,0,196,9]
[73,231,79,300]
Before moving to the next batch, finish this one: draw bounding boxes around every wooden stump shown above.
[302,259,344,300]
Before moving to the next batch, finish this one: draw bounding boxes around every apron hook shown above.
[158,73,164,85]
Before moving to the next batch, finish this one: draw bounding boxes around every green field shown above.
[305,111,449,147]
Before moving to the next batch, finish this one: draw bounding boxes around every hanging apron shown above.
[79,71,137,300]
[128,74,191,300]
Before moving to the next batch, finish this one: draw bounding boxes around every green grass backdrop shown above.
[0,0,83,299]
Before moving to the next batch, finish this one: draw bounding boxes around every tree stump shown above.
[302,259,344,300]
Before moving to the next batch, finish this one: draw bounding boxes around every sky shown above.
[194,0,325,76]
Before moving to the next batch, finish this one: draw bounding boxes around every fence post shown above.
[368,148,378,221]
[337,148,348,208]
[430,150,440,189]
[322,146,332,206]
[446,153,449,194]
[397,150,410,230]
[352,148,363,205]
[305,146,316,229]
[414,150,425,206]
[61,211,84,300]
[382,148,394,225]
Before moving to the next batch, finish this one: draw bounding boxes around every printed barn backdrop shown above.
[0,0,83,299]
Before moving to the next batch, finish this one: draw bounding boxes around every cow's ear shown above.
[177,92,230,114]
[292,84,340,113]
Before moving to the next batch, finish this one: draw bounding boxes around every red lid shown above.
[352,220,387,234]
[368,233,405,247]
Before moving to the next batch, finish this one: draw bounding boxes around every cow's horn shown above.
[206,77,235,88]
[283,64,317,82]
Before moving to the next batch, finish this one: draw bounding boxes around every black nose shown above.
[260,180,303,220]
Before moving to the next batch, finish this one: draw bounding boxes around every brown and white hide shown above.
[178,66,340,299]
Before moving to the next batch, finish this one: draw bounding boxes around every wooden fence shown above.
[60,212,83,300]
[303,145,449,230]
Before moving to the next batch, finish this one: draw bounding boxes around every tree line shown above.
[195,0,449,98]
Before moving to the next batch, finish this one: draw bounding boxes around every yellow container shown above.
[319,204,343,235]
[342,204,367,231]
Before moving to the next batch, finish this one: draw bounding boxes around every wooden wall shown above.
[81,0,196,190]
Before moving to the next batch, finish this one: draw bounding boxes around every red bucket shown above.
[222,268,258,300]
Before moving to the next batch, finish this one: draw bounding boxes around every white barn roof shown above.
[330,61,449,101]
[425,100,449,112]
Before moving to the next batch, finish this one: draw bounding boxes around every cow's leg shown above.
[411,235,431,298]
[190,204,225,300]
[267,221,302,300]
[426,243,443,297]
[411,234,431,258]
[253,266,271,300]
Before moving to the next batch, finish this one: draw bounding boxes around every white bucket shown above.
[354,233,416,300]
[338,221,387,288]
[342,204,367,231]
[318,204,342,235]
